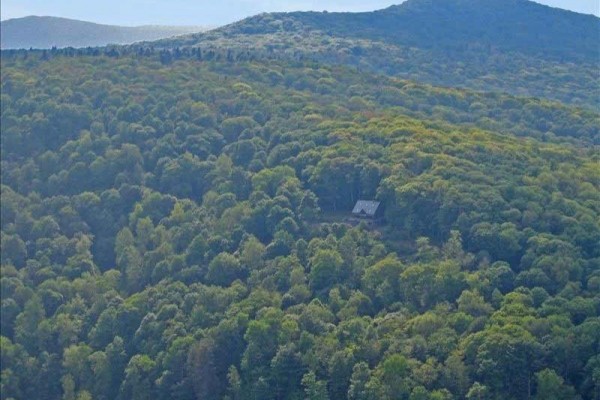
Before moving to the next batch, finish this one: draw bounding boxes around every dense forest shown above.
[1,0,600,399]
[153,0,600,108]
[1,46,599,400]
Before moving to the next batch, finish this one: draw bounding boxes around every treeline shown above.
[0,54,599,400]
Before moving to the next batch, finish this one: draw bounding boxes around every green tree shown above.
[466,382,490,400]
[206,252,244,286]
[121,354,157,400]
[187,339,220,400]
[362,255,403,307]
[14,295,45,353]
[379,354,411,399]
[240,235,266,271]
[309,249,343,293]
[0,234,27,267]
[303,371,330,400]
[348,362,372,400]
[534,369,578,400]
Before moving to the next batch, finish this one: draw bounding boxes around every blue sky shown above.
[1,0,598,26]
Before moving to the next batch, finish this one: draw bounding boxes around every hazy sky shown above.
[1,0,598,26]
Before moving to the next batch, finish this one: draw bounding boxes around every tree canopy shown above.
[0,43,598,400]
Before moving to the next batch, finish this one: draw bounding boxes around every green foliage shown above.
[534,369,579,400]
[155,0,599,108]
[0,43,598,400]
[309,249,343,293]
[207,252,245,286]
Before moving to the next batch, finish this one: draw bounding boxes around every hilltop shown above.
[0,16,208,49]
[150,0,600,107]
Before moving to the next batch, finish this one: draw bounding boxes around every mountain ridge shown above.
[0,16,210,49]
[146,0,599,107]
[221,0,599,62]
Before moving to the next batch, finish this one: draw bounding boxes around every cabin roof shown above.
[352,200,381,217]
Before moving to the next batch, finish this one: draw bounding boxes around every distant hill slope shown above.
[276,0,599,63]
[0,16,209,49]
[151,0,600,107]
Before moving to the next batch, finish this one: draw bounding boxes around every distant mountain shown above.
[151,0,600,107]
[0,16,209,49]
[275,0,599,62]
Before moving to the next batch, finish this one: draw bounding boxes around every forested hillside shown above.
[1,48,599,400]
[151,0,600,108]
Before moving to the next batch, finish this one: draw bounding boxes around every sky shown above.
[1,0,598,26]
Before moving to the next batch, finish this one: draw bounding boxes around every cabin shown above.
[351,200,383,220]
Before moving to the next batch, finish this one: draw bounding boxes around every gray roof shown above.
[352,200,381,217]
